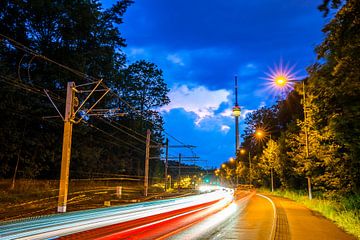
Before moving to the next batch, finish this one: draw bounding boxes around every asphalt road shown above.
[0,189,234,240]
[170,192,356,240]
[169,192,273,240]
[0,190,356,239]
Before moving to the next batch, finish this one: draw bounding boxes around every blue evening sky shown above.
[104,0,327,169]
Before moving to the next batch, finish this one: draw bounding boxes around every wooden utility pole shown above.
[57,82,75,213]
[144,129,151,196]
[164,138,169,191]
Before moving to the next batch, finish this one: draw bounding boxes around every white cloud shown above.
[166,54,185,66]
[129,48,145,56]
[161,85,230,125]
[239,62,258,76]
[220,108,233,117]
[241,109,255,119]
[220,107,255,120]
[220,125,230,133]
[246,63,256,68]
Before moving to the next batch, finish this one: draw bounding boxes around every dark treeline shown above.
[240,0,360,196]
[0,1,171,182]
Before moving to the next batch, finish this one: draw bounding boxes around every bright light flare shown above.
[252,126,270,144]
[263,60,300,95]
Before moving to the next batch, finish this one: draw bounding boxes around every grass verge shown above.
[262,189,360,239]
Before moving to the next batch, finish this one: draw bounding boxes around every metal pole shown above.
[271,167,274,192]
[249,152,251,186]
[303,81,312,200]
[58,82,75,213]
[144,129,151,196]
[178,153,181,191]
[164,138,169,191]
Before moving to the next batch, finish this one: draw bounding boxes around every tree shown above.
[0,1,172,182]
[309,0,360,193]
[259,139,280,190]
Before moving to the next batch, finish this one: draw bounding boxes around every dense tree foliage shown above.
[240,0,360,195]
[0,0,170,184]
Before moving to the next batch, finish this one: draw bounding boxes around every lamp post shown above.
[273,75,312,199]
[249,151,252,187]
[254,129,274,192]
[229,157,237,185]
[167,175,172,189]
[240,149,252,187]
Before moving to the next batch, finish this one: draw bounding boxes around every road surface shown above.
[0,189,356,239]
[170,192,356,240]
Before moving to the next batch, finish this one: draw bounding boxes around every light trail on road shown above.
[0,188,236,240]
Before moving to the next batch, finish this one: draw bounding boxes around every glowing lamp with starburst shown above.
[275,75,288,87]
[263,61,300,95]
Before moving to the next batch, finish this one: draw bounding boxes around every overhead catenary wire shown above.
[82,120,145,154]
[1,76,147,155]
[97,115,160,145]
[1,33,197,155]
[0,75,63,102]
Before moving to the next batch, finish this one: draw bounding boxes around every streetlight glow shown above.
[263,60,312,199]
[252,127,270,144]
[263,60,300,95]
[275,75,287,87]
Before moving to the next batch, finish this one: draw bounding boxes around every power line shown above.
[1,34,197,156]
[96,116,160,145]
[83,120,145,154]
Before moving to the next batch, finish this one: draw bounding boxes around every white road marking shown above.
[257,193,277,240]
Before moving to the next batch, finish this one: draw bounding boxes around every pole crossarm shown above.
[75,88,110,124]
[73,79,103,116]
[43,89,64,121]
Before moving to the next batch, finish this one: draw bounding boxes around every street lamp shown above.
[254,128,269,144]
[254,128,274,192]
[167,175,172,189]
[271,70,312,199]
[274,75,287,87]
[255,130,263,138]
[240,149,252,187]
